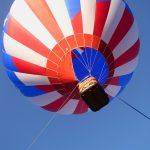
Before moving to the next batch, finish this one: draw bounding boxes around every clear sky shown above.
[0,0,150,150]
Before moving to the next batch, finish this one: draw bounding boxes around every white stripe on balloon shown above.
[113,21,139,59]
[3,33,47,68]
[58,99,79,114]
[105,84,121,97]
[101,0,125,44]
[29,91,63,107]
[80,0,96,34]
[46,0,74,37]
[15,72,51,86]
[114,56,138,77]
[10,0,57,50]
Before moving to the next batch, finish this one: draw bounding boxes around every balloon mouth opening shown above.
[71,47,109,85]
[78,76,109,112]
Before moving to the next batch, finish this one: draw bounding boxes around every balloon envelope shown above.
[2,0,140,114]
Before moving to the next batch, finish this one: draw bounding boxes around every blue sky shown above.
[0,1,150,150]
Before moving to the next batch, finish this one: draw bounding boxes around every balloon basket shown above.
[79,76,109,112]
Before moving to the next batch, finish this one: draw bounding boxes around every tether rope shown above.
[25,84,79,150]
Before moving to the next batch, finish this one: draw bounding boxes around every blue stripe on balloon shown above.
[6,70,46,97]
[6,70,24,86]
[65,0,81,19]
[119,73,133,86]
[19,86,46,97]
[2,51,18,72]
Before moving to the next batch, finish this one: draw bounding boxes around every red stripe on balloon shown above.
[36,84,66,93]
[71,11,83,33]
[12,57,46,75]
[84,34,93,47]
[7,16,50,57]
[73,99,88,114]
[93,2,110,37]
[92,35,100,49]
[99,40,115,88]
[114,39,140,68]
[25,0,64,42]
[108,77,119,86]
[35,85,55,92]
[42,96,70,112]
[108,8,134,51]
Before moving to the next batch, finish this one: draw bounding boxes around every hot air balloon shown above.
[1,0,140,114]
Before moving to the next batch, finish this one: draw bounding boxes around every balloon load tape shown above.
[79,76,109,112]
